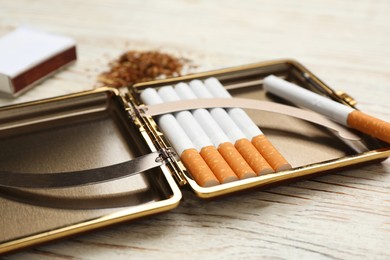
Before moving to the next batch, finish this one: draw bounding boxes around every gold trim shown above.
[0,191,181,254]
[189,148,390,198]
[133,59,296,91]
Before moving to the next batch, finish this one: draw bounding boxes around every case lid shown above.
[0,88,182,254]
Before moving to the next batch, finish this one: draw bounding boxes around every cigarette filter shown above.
[175,82,256,179]
[158,86,238,183]
[190,80,274,175]
[205,77,292,171]
[140,88,220,187]
[263,75,390,144]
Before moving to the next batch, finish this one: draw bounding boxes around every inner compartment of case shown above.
[132,60,384,194]
[0,90,175,243]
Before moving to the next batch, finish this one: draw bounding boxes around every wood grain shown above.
[1,0,389,259]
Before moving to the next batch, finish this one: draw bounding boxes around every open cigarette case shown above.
[1,59,389,254]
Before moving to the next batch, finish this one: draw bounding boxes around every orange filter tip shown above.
[200,145,239,184]
[218,142,256,179]
[180,148,220,187]
[347,110,390,144]
[252,135,292,172]
[235,138,274,175]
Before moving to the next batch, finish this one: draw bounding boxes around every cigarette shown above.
[140,88,220,187]
[263,75,390,144]
[158,86,239,183]
[190,80,274,175]
[205,77,292,171]
[175,82,256,179]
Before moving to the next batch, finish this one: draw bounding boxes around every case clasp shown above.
[336,91,357,107]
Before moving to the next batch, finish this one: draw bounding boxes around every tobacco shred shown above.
[98,51,185,88]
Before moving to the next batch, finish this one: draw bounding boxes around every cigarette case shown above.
[0,59,389,254]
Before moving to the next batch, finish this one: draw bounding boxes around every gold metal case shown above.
[1,59,389,254]
[0,88,182,254]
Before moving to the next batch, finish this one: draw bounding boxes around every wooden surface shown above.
[1,0,389,259]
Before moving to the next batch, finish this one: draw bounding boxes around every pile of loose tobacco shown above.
[98,51,185,88]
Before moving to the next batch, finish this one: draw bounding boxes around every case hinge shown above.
[157,147,187,186]
[156,147,174,163]
[119,91,188,186]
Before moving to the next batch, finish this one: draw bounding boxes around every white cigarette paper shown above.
[263,75,390,144]
[190,79,274,175]
[175,82,230,147]
[140,88,194,155]
[189,80,246,143]
[263,75,354,126]
[140,88,220,187]
[157,86,213,151]
[204,77,263,139]
[158,86,239,183]
[175,82,256,179]
[204,77,292,171]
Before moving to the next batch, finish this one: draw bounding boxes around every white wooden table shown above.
[1,1,389,259]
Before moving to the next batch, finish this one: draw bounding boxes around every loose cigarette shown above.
[263,75,390,144]
[175,82,256,179]
[158,86,238,183]
[205,77,292,171]
[347,110,390,143]
[190,80,274,175]
[140,88,219,187]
